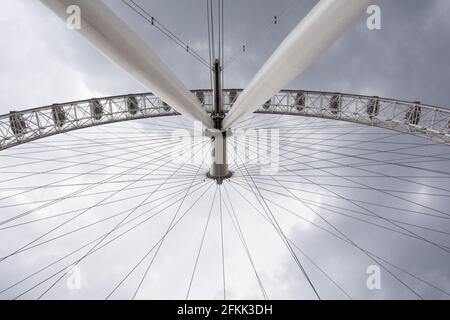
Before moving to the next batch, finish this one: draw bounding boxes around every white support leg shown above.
[40,0,214,129]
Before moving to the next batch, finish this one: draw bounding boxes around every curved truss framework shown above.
[1,89,450,150]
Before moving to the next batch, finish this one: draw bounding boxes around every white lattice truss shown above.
[1,89,450,150]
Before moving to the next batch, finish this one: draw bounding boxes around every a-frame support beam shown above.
[40,0,214,129]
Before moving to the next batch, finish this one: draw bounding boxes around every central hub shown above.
[206,129,232,185]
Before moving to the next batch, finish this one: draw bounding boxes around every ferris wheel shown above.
[0,0,449,300]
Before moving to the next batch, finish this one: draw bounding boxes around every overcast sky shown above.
[0,0,450,300]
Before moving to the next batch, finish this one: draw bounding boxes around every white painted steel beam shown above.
[40,0,214,128]
[223,0,373,129]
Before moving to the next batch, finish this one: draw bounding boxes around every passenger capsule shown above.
[366,96,379,118]
[9,111,27,136]
[229,90,238,106]
[330,94,340,115]
[127,96,139,116]
[52,104,66,127]
[294,92,306,112]
[162,101,172,112]
[196,91,205,105]
[405,102,421,125]
[90,99,104,120]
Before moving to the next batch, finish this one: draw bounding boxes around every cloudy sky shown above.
[0,0,450,300]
